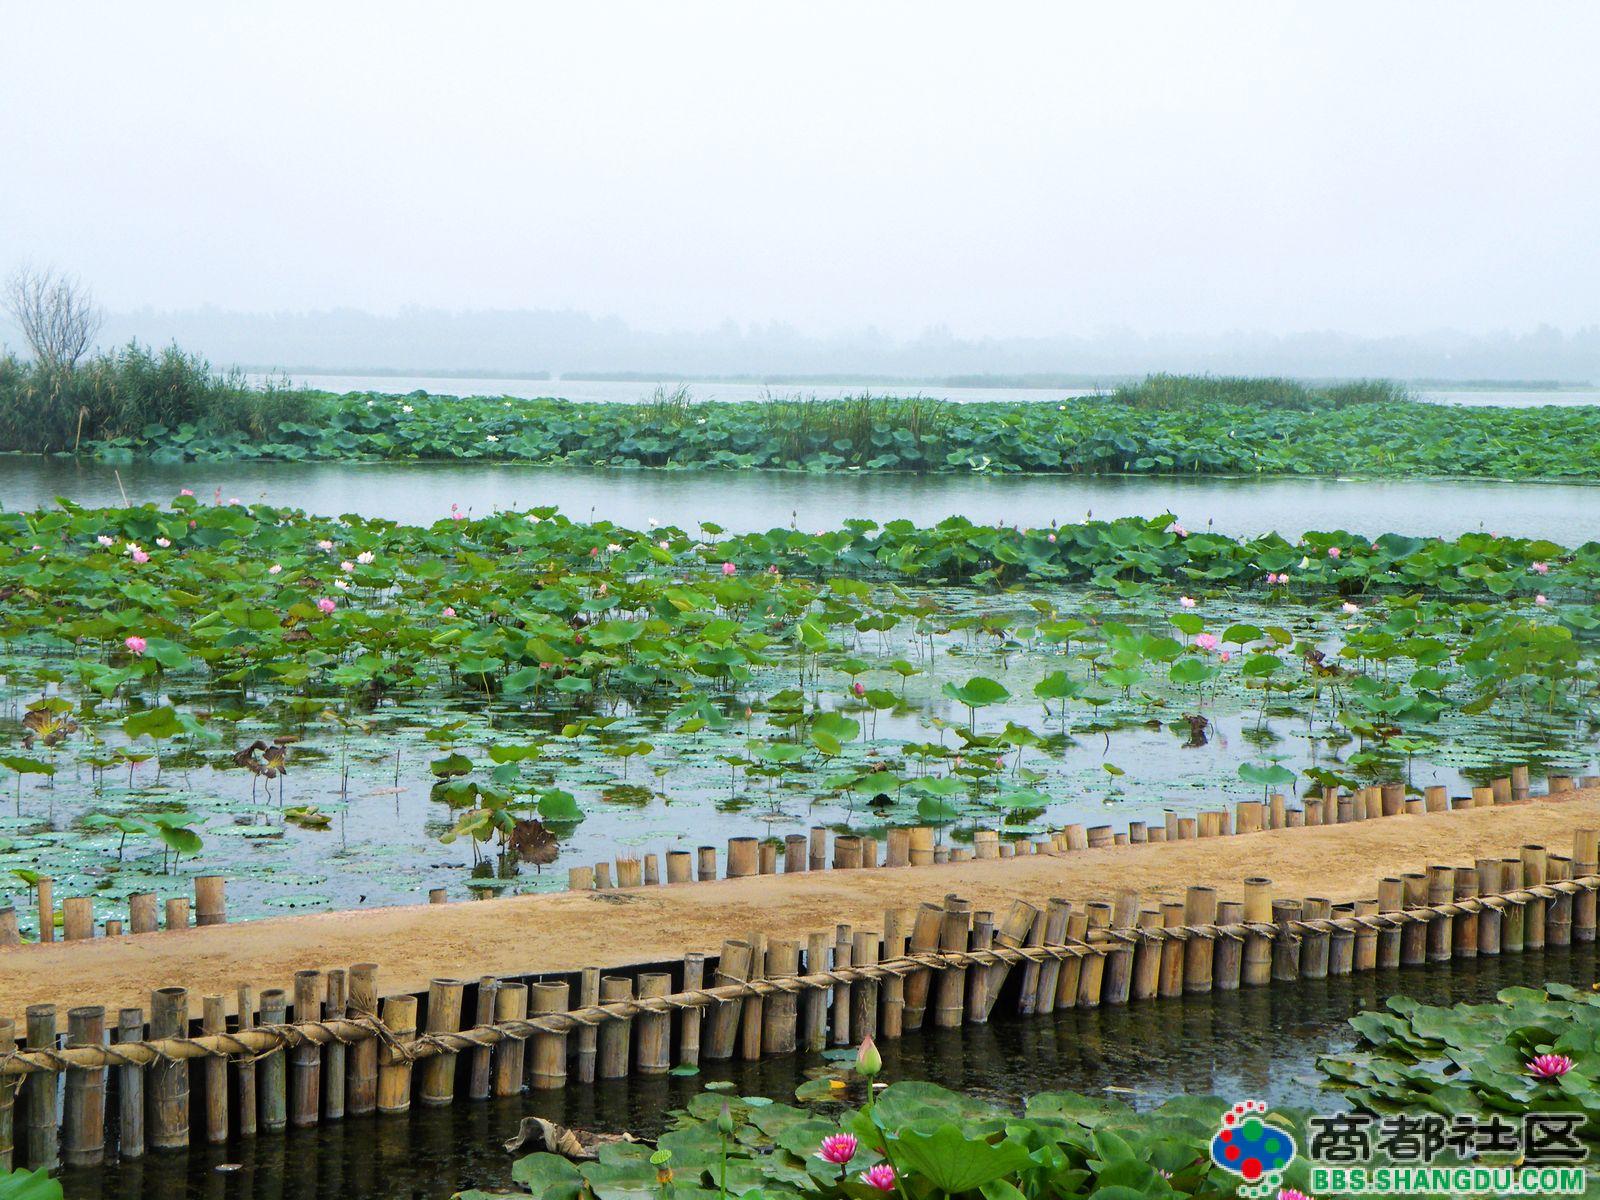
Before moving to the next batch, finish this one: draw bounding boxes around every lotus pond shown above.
[2,497,1598,929]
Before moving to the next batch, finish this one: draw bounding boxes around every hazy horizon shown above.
[4,2,1598,377]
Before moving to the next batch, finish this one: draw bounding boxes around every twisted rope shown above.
[1,876,1592,1076]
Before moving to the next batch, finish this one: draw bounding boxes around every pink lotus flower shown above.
[1195,633,1218,652]
[1536,594,1548,606]
[722,562,737,576]
[124,635,147,655]
[1179,596,1196,608]
[96,535,114,547]
[1278,1190,1312,1200]
[268,564,282,575]
[356,551,375,565]
[1219,650,1231,662]
[155,537,171,548]
[316,597,336,614]
[816,1134,857,1165]
[442,606,456,618]
[1170,523,1188,537]
[1528,1053,1574,1079]
[861,1164,896,1191]
[179,488,194,497]
[1328,546,1341,558]
[852,681,866,698]
[340,560,355,573]
[227,497,241,506]
[334,579,350,590]
[1531,561,1549,575]
[767,564,780,575]
[1047,533,1057,543]
[317,539,334,551]
[1342,602,1359,614]
[130,549,150,564]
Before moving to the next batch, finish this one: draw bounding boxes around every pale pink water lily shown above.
[356,551,375,565]
[1528,1053,1574,1079]
[228,497,241,506]
[1218,649,1231,662]
[1531,561,1550,574]
[179,488,194,497]
[124,635,147,655]
[268,564,282,575]
[442,606,456,618]
[860,1164,896,1191]
[1179,596,1197,608]
[1536,594,1548,606]
[1342,602,1359,614]
[606,543,622,554]
[722,562,736,576]
[155,537,171,548]
[1277,1190,1312,1200]
[334,579,350,590]
[317,539,334,551]
[1170,523,1188,537]
[340,560,355,573]
[658,540,671,550]
[1047,533,1057,543]
[852,681,866,698]
[316,597,336,614]
[815,1134,857,1164]
[96,535,114,547]
[130,549,150,564]
[767,564,780,575]
[1328,546,1341,558]
[124,541,142,555]
[1195,633,1218,652]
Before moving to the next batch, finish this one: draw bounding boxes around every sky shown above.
[2,2,1597,342]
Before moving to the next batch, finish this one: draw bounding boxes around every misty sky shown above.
[3,2,1597,341]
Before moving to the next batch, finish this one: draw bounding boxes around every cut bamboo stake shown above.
[1501,860,1526,953]
[1400,873,1429,965]
[1377,877,1403,968]
[1476,860,1503,955]
[727,837,758,879]
[149,987,189,1149]
[1300,898,1331,979]
[740,934,766,1061]
[200,996,227,1145]
[374,994,417,1114]
[1077,901,1110,1008]
[567,867,594,892]
[851,930,880,1039]
[666,851,692,884]
[1353,899,1379,971]
[36,879,52,944]
[290,970,323,1126]
[1522,845,1548,948]
[194,876,226,926]
[22,1006,57,1170]
[964,915,992,1020]
[830,929,852,1046]
[1157,901,1185,999]
[235,985,258,1138]
[0,1018,12,1171]
[1183,886,1218,993]
[885,828,911,867]
[1272,900,1301,982]
[63,1006,106,1167]
[1511,764,1530,802]
[0,908,17,948]
[1424,867,1454,961]
[636,973,672,1074]
[784,834,808,872]
[1214,901,1244,990]
[164,897,189,931]
[882,910,907,1037]
[802,933,830,1051]
[62,897,93,941]
[468,977,498,1101]
[1452,868,1478,959]
[345,965,377,1117]
[492,983,531,1100]
[117,1008,145,1159]
[985,900,1037,1018]
[901,903,944,1030]
[697,847,717,882]
[1329,904,1355,975]
[1547,855,1573,946]
[1242,877,1273,987]
[574,967,601,1082]
[763,940,799,1057]
[908,826,935,866]
[1575,829,1599,943]
[260,989,289,1131]
[525,981,562,1091]
[643,853,660,885]
[1131,910,1162,1000]
[935,897,971,1026]
[417,978,464,1106]
[597,976,633,1078]
[321,969,347,1122]
[704,942,750,1059]
[1032,899,1070,1013]
[679,953,704,1067]
[1057,909,1089,1009]
[809,828,828,871]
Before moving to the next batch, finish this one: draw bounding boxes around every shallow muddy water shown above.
[59,942,1598,1200]
[6,456,1600,542]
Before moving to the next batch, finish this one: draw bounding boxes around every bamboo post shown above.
[740,934,766,1060]
[1304,800,1322,827]
[678,953,704,1066]
[1547,855,1573,946]
[467,977,497,1101]
[199,996,227,1145]
[1300,898,1331,979]
[848,931,878,1039]
[1475,860,1502,955]
[593,862,613,890]
[429,886,450,904]
[986,900,1037,1018]
[1102,892,1138,1005]
[1491,775,1511,804]
[882,910,907,1037]
[0,1018,12,1171]
[615,857,643,888]
[763,941,799,1056]
[1157,900,1185,999]
[644,853,660,885]
[808,827,828,871]
[1511,764,1530,802]
[1329,904,1355,976]
[1522,845,1547,948]
[596,976,633,1078]
[1574,829,1599,943]
[36,878,52,943]
[193,877,226,926]
[416,978,464,1106]
[860,836,878,868]
[1057,909,1089,1008]
[1450,868,1478,958]
[1423,867,1453,961]
[1380,782,1405,816]
[1271,900,1301,982]
[0,908,17,948]
[63,1006,105,1167]
[148,987,189,1149]
[1377,877,1403,968]
[1077,902,1110,1008]
[727,837,758,878]
[833,836,861,870]
[963,916,991,1020]
[1131,909,1162,1000]
[259,989,289,1131]
[566,867,593,892]
[230,985,257,1140]
[1032,899,1070,1013]
[375,994,417,1115]
[289,971,324,1126]
[163,898,189,930]
[575,967,600,1082]
[1183,886,1218,993]
[665,850,692,883]
[1400,873,1428,965]
[117,1008,145,1158]
[1353,899,1379,971]
[901,903,944,1030]
[908,826,935,865]
[696,847,717,881]
[1242,877,1273,987]
[886,827,911,867]
[704,942,750,1059]
[525,981,562,1091]
[62,897,93,941]
[1214,900,1244,990]
[784,834,808,872]
[1501,860,1526,952]
[802,933,830,1051]
[934,897,971,1026]
[1269,793,1286,828]
[829,929,852,1046]
[22,1006,57,1170]
[345,965,377,1117]
[493,982,530,1096]
[636,973,672,1074]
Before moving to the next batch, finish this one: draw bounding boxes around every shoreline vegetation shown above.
[5,346,1600,479]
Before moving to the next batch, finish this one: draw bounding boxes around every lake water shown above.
[60,942,1596,1200]
[5,455,1600,542]
[252,373,1600,408]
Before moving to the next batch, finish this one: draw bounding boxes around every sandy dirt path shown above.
[2,791,1596,1018]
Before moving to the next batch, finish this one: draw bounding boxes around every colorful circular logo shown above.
[1209,1099,1297,1198]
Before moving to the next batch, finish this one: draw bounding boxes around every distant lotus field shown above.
[0,496,1596,933]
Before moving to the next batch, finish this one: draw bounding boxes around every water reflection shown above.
[63,943,1594,1200]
